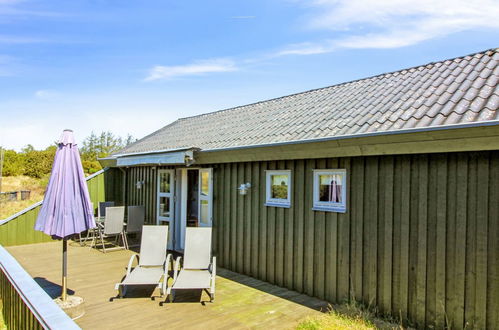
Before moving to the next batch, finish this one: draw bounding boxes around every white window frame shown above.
[312,169,347,213]
[265,170,291,208]
[198,168,213,227]
[157,169,175,223]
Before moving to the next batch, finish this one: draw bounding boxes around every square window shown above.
[313,169,346,212]
[265,170,291,207]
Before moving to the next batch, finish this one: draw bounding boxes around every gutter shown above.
[200,120,499,153]
[101,146,199,159]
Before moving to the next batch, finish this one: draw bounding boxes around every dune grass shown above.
[297,301,405,330]
[0,176,46,219]
[297,310,375,330]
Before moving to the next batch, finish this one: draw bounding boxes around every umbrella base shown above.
[54,295,85,320]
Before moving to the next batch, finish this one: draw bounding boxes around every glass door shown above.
[157,169,175,223]
[198,168,213,227]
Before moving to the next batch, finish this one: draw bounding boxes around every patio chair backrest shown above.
[183,227,212,270]
[139,225,169,266]
[99,201,115,218]
[127,206,145,233]
[104,206,125,235]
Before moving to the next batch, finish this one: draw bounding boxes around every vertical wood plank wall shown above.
[210,151,499,329]
[125,166,160,225]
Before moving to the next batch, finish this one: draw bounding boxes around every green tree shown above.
[81,131,127,160]
[2,149,24,176]
[1,131,135,178]
[80,131,136,174]
[21,144,35,153]
[22,145,56,178]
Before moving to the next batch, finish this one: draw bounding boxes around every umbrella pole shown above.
[62,239,67,301]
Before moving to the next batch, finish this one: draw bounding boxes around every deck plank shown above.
[7,242,327,329]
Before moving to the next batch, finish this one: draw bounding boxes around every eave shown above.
[101,121,499,167]
[98,147,199,168]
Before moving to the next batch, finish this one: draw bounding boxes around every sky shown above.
[0,0,498,151]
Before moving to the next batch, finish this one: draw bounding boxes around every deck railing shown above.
[0,245,80,329]
[0,168,124,247]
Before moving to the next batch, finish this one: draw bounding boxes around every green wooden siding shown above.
[125,166,159,225]
[0,168,123,247]
[211,151,499,329]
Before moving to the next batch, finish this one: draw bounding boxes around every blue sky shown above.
[1,0,498,150]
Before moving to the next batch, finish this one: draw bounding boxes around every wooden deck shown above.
[6,242,328,329]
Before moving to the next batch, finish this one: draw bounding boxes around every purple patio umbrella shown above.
[35,129,96,301]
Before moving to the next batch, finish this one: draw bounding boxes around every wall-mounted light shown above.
[136,180,145,189]
[237,183,251,195]
[185,155,195,167]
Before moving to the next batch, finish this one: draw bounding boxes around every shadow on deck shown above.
[7,241,327,329]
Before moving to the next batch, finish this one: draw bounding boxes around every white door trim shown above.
[179,168,188,250]
[178,168,213,250]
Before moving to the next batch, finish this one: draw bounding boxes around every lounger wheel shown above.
[168,291,175,303]
[119,285,127,298]
[210,293,214,302]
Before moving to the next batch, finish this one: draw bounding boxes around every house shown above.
[99,48,499,329]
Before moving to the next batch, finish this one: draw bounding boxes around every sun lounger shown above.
[166,227,216,302]
[115,225,171,297]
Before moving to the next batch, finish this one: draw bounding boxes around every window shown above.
[157,169,175,222]
[313,169,346,212]
[265,170,291,207]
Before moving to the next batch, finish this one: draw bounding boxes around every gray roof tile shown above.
[486,93,499,109]
[477,108,496,121]
[116,48,499,155]
[479,85,495,99]
[444,112,464,125]
[486,73,498,87]
[430,113,447,126]
[470,97,487,113]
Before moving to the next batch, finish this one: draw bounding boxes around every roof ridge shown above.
[175,47,498,122]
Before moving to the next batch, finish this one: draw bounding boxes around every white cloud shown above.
[144,58,237,81]
[275,42,334,56]
[34,89,59,100]
[0,35,48,43]
[0,0,66,26]
[231,16,256,19]
[0,105,174,151]
[276,0,499,55]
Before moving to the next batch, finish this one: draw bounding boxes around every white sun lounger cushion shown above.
[183,227,212,270]
[172,270,212,289]
[139,225,169,266]
[122,267,165,285]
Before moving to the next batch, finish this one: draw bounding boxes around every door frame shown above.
[177,167,213,250]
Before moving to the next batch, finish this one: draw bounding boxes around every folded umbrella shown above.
[35,129,96,300]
